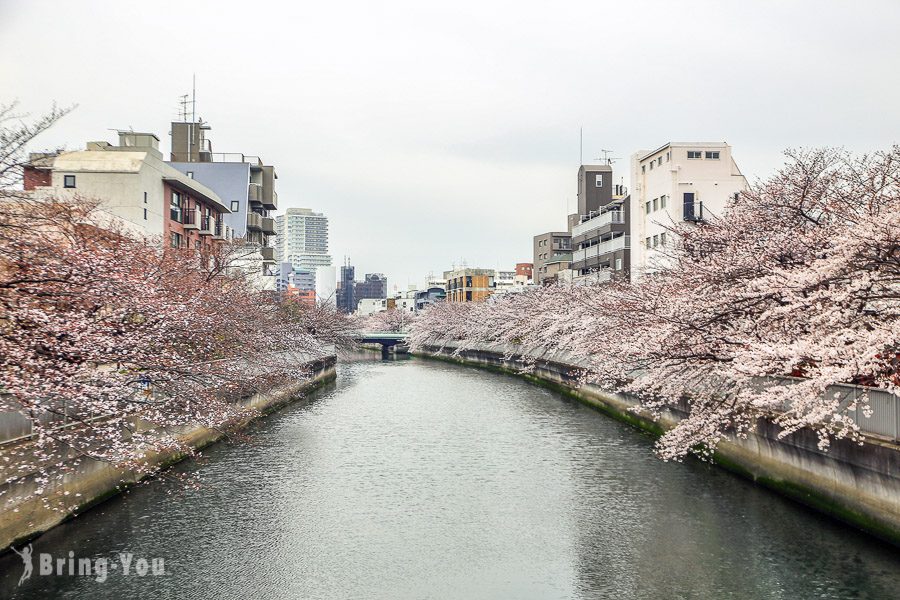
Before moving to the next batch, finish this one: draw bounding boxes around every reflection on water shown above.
[1,356,897,599]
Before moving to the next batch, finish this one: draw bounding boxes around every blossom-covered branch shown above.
[412,147,900,460]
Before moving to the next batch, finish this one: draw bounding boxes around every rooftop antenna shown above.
[596,149,621,165]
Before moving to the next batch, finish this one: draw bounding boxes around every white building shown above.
[629,142,747,279]
[357,298,387,317]
[275,208,332,272]
[315,266,337,307]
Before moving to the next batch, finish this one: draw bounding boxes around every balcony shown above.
[259,246,275,262]
[684,200,705,222]
[572,235,630,263]
[261,216,276,234]
[247,211,263,231]
[212,220,227,240]
[572,210,625,238]
[182,208,200,230]
[198,215,214,236]
[248,183,264,204]
[265,190,278,211]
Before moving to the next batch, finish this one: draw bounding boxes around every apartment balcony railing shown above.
[198,215,214,236]
[684,200,704,222]
[182,208,200,230]
[261,216,276,234]
[259,246,275,262]
[246,211,263,231]
[572,210,625,238]
[212,220,226,240]
[248,183,264,204]
[572,235,630,263]
[265,190,278,211]
[207,153,263,167]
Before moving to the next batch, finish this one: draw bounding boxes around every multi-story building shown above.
[167,119,279,283]
[444,267,495,302]
[569,163,631,282]
[629,142,747,278]
[355,273,388,306]
[571,190,631,283]
[276,262,315,293]
[315,266,337,307]
[274,208,331,272]
[515,262,533,281]
[336,265,355,314]
[533,232,572,284]
[415,286,446,311]
[541,254,573,285]
[23,131,232,251]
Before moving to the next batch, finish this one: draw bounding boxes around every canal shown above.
[1,356,898,599]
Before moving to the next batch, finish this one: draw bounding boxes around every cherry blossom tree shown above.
[362,307,417,333]
[0,106,352,510]
[412,147,900,460]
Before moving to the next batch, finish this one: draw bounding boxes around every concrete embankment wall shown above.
[417,346,900,546]
[0,356,336,553]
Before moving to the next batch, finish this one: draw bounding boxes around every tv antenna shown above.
[596,149,621,165]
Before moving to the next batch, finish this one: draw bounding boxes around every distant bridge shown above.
[354,331,410,355]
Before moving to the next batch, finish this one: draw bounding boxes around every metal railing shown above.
[572,235,630,262]
[572,210,625,238]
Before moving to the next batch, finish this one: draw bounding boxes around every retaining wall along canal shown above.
[416,345,900,546]
[0,356,336,553]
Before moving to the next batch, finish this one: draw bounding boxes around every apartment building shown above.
[629,142,747,278]
[444,267,495,302]
[515,262,533,281]
[355,273,388,304]
[275,208,331,272]
[541,254,573,285]
[23,131,232,251]
[168,119,279,279]
[568,163,631,282]
[533,232,572,284]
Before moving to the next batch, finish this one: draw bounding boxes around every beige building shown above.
[444,267,496,302]
[629,142,747,278]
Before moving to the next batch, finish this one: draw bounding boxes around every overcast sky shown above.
[2,0,899,289]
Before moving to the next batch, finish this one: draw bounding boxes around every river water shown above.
[1,356,897,599]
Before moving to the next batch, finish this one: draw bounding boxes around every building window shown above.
[660,232,667,245]
[705,151,720,159]
[230,200,239,212]
[143,208,147,220]
[653,234,659,248]
[63,175,76,188]
[641,165,645,174]
[652,198,658,211]
[170,232,182,248]
[649,161,654,170]
[666,151,671,161]
[687,151,702,159]
[645,201,651,214]
[170,192,182,222]
[657,157,662,166]
[615,258,622,270]
[595,175,603,187]
[186,171,194,179]
[144,191,148,204]
[660,195,667,209]
[645,237,651,248]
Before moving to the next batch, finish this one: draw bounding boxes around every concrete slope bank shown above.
[0,356,336,553]
[416,345,900,547]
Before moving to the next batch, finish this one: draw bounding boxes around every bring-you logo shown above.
[11,544,165,585]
